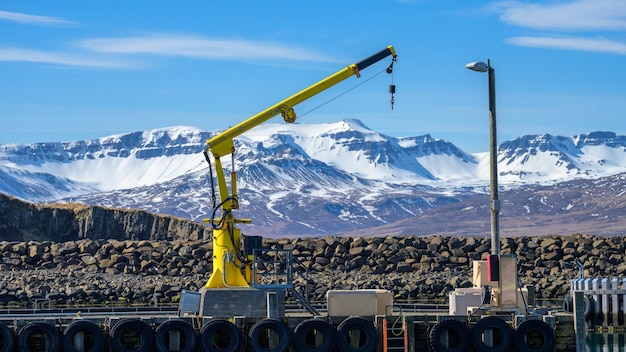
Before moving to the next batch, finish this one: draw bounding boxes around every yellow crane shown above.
[203,46,397,288]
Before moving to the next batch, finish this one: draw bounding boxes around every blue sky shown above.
[1,0,625,153]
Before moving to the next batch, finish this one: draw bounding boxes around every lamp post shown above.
[466,59,500,256]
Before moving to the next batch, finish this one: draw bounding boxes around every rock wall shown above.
[0,193,210,242]
[0,233,624,308]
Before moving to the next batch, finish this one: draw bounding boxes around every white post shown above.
[612,278,619,326]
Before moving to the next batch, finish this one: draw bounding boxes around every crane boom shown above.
[205,45,397,158]
[203,45,397,288]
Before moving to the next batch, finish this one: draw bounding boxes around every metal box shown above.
[472,260,497,288]
[449,287,484,315]
[499,255,519,308]
[327,289,393,316]
[178,290,201,316]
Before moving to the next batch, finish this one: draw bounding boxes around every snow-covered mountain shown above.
[498,131,626,182]
[1,120,625,237]
[0,126,210,198]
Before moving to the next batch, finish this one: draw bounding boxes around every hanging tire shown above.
[17,322,61,352]
[562,293,573,313]
[583,295,593,320]
[199,319,242,352]
[513,319,556,352]
[248,318,290,352]
[428,319,470,352]
[293,319,335,352]
[335,316,376,352]
[565,294,593,320]
[154,319,197,352]
[109,319,153,352]
[63,320,104,352]
[471,316,512,352]
[0,322,14,352]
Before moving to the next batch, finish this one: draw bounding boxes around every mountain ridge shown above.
[2,120,625,237]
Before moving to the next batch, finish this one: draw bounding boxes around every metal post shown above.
[466,59,500,257]
[573,291,587,352]
[267,291,278,318]
[487,59,500,256]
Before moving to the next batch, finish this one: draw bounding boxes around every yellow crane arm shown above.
[205,46,396,210]
[202,45,397,288]
[205,45,397,158]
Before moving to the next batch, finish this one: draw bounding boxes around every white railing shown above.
[570,277,626,330]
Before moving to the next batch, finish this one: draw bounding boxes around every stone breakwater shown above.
[0,234,624,307]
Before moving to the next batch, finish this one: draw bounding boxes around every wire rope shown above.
[297,67,388,120]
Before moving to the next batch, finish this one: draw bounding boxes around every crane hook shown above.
[386,60,394,74]
[387,58,396,109]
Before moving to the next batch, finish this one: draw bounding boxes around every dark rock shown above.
[0,233,623,306]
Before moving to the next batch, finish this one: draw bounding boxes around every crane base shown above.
[198,287,285,318]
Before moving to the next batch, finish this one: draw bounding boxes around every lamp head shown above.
[465,61,489,73]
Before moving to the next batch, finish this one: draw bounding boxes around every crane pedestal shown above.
[198,287,285,318]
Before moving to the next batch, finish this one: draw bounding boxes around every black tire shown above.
[293,319,335,352]
[109,319,153,352]
[428,319,470,352]
[584,295,593,320]
[248,318,290,352]
[335,316,376,352]
[154,319,197,352]
[562,293,572,313]
[566,294,593,320]
[17,322,61,352]
[63,320,104,352]
[471,316,512,352]
[199,319,242,352]
[513,319,556,352]
[0,322,14,352]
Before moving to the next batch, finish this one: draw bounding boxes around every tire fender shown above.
[513,319,556,352]
[109,319,153,352]
[471,316,512,352]
[63,320,104,352]
[428,319,471,352]
[335,316,376,352]
[17,322,61,352]
[293,319,335,352]
[562,293,572,313]
[248,318,290,352]
[583,295,593,320]
[0,322,14,352]
[154,319,196,352]
[199,319,242,352]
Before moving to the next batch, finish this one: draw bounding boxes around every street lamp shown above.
[466,59,500,257]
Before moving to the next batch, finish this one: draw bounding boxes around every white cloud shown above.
[75,35,337,63]
[507,36,626,55]
[0,47,134,68]
[0,10,75,26]
[494,1,626,54]
[494,0,626,31]
[0,34,338,69]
